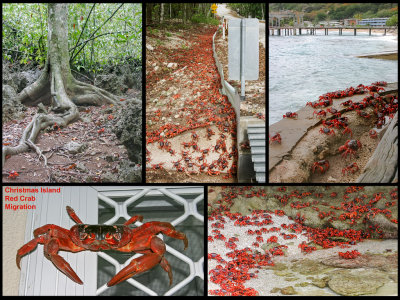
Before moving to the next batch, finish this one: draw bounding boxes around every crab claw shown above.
[107,253,163,287]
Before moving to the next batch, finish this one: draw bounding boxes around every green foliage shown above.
[228,3,265,19]
[269,3,398,22]
[191,14,219,25]
[386,14,398,26]
[2,3,142,72]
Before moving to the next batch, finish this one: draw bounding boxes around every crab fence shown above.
[18,186,204,296]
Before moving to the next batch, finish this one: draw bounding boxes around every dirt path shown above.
[146,24,237,183]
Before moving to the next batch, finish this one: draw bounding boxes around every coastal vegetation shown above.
[269,3,398,25]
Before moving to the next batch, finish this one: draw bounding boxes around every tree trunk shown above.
[146,3,153,25]
[160,3,164,24]
[2,3,131,167]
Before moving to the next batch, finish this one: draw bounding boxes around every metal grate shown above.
[18,186,204,296]
[248,123,266,182]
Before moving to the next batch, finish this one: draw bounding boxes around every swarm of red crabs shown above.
[208,186,397,296]
[274,82,397,180]
[16,206,188,286]
[146,27,238,179]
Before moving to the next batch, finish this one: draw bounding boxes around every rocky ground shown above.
[2,59,142,182]
[269,83,398,183]
[208,186,398,296]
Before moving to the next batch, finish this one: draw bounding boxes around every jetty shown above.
[269,26,395,36]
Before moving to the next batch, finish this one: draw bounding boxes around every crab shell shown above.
[69,224,133,250]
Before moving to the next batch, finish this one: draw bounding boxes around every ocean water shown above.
[269,32,398,125]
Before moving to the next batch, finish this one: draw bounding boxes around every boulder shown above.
[112,100,142,165]
[327,269,389,296]
[357,112,398,183]
[2,84,24,122]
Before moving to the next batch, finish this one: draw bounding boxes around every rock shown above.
[2,84,24,122]
[75,162,88,173]
[312,276,329,288]
[270,287,280,293]
[146,44,154,51]
[117,160,141,182]
[280,286,296,295]
[366,214,398,239]
[357,112,398,183]
[112,100,142,166]
[167,62,178,69]
[64,141,87,154]
[295,282,311,287]
[13,69,41,92]
[327,176,337,182]
[322,253,398,272]
[95,74,127,95]
[327,269,389,296]
[291,259,331,275]
[285,277,299,282]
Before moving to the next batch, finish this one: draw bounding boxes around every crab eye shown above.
[79,232,87,240]
[113,233,121,240]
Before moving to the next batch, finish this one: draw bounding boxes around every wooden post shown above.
[354,28,356,36]
[369,28,371,36]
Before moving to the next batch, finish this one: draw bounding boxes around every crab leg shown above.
[137,222,189,250]
[107,236,167,287]
[44,238,83,285]
[66,206,83,224]
[16,235,46,268]
[124,214,144,226]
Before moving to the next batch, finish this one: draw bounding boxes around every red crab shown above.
[313,109,326,118]
[311,160,330,174]
[319,127,335,136]
[283,112,298,119]
[269,133,281,144]
[342,162,359,175]
[16,206,188,286]
[338,140,362,158]
[356,110,371,119]
[369,129,378,138]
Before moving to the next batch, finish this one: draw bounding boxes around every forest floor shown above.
[2,88,140,183]
[146,22,238,183]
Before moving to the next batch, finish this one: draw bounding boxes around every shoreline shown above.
[357,51,397,60]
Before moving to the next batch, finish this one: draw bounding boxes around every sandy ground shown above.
[208,212,398,296]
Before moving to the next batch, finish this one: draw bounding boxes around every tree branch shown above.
[70,3,96,60]
[70,3,124,64]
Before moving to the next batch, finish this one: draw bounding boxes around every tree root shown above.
[2,70,119,167]
[2,108,79,166]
